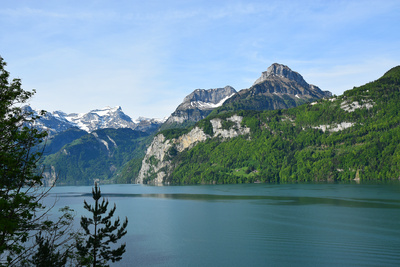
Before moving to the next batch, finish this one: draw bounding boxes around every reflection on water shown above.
[47,183,400,266]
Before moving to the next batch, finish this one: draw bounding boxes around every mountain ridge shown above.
[160,86,237,130]
[216,63,331,114]
[38,63,400,186]
[137,64,400,185]
[26,105,165,135]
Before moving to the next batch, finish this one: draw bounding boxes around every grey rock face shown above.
[252,63,332,98]
[181,86,237,108]
[254,63,309,88]
[221,63,332,113]
[137,115,250,185]
[162,86,237,128]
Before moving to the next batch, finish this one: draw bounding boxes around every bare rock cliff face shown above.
[175,127,209,152]
[136,134,172,185]
[136,115,250,185]
[211,115,251,138]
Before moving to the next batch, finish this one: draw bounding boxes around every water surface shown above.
[46,183,400,266]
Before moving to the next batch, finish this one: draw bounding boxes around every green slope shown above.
[152,66,400,184]
[43,128,151,185]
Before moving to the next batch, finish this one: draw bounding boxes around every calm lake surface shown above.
[46,183,400,266]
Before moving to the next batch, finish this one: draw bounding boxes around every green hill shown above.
[42,128,151,185]
[139,66,400,184]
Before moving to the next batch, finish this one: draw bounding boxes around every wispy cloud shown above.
[1,0,400,118]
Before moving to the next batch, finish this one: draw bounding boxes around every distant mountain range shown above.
[37,63,341,185]
[25,105,166,135]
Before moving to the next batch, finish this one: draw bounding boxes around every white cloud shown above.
[2,0,400,118]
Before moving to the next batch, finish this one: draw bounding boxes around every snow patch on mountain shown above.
[190,93,236,109]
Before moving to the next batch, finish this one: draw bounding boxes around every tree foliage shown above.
[0,56,86,266]
[42,128,151,185]
[0,55,50,265]
[77,183,128,267]
[27,206,79,266]
[153,65,400,184]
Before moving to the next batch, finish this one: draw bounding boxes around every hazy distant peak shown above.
[23,105,163,135]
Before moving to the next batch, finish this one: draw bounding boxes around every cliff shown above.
[136,114,250,185]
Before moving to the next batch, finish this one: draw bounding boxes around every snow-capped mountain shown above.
[24,105,165,135]
[56,106,136,132]
[162,86,237,128]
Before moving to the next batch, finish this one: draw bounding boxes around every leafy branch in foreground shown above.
[0,55,50,265]
[28,206,81,266]
[0,56,81,266]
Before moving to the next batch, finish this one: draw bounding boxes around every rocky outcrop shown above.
[136,134,172,185]
[136,127,210,185]
[175,127,209,152]
[210,115,251,138]
[42,166,57,187]
[136,115,250,185]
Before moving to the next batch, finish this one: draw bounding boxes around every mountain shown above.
[41,127,88,155]
[136,65,400,185]
[42,128,151,185]
[25,106,164,135]
[32,106,163,185]
[134,116,167,133]
[215,63,331,114]
[160,86,237,130]
[23,106,75,135]
[56,106,136,132]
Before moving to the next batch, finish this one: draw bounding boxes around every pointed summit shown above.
[253,63,308,88]
[218,63,332,113]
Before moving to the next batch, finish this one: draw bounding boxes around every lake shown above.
[45,183,400,266]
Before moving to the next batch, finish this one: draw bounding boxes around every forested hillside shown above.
[42,128,151,185]
[142,66,400,184]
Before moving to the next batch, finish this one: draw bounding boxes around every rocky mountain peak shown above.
[182,86,237,105]
[161,86,237,130]
[253,63,309,88]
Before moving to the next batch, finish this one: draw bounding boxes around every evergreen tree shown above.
[76,183,128,267]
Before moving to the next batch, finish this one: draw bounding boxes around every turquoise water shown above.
[46,183,400,266]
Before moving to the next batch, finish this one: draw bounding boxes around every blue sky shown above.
[1,0,399,119]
